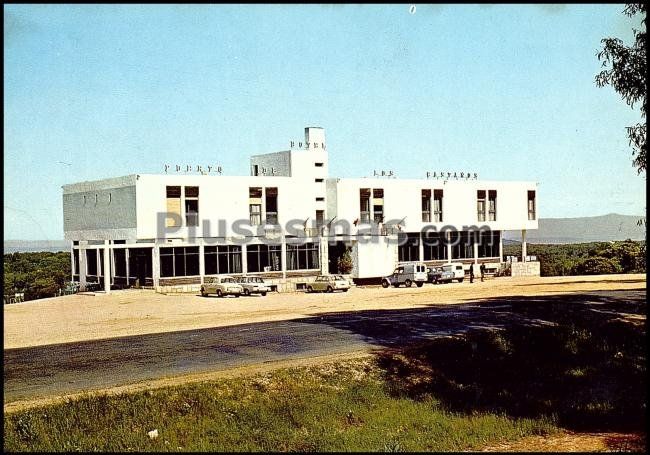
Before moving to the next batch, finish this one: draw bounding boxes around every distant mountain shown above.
[4,240,69,253]
[504,213,646,244]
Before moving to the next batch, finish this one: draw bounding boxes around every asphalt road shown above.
[4,289,644,404]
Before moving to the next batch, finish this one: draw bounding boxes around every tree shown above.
[337,249,353,274]
[595,4,646,174]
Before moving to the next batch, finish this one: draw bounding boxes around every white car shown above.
[443,262,466,283]
[200,276,243,297]
[307,275,351,293]
[236,276,271,296]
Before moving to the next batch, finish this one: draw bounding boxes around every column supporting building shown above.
[79,244,87,291]
[498,231,504,263]
[521,229,527,262]
[199,243,205,284]
[152,243,161,288]
[103,240,111,293]
[446,231,452,263]
[418,233,425,262]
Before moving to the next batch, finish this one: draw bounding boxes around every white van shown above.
[381,262,428,288]
[442,262,465,283]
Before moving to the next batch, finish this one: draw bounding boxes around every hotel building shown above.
[62,127,539,293]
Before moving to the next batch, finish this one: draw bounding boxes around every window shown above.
[204,245,242,275]
[252,164,259,176]
[166,186,182,227]
[315,178,324,183]
[185,186,199,227]
[477,190,486,222]
[316,210,325,227]
[421,189,431,222]
[249,187,263,225]
[528,190,536,220]
[316,197,324,202]
[398,233,420,262]
[360,188,371,223]
[113,249,126,277]
[86,249,98,276]
[434,190,443,222]
[478,230,500,258]
[160,246,200,277]
[287,242,320,270]
[423,231,447,260]
[488,190,497,221]
[72,249,80,278]
[265,187,278,224]
[315,162,324,167]
[450,231,474,259]
[373,189,384,223]
[246,244,282,272]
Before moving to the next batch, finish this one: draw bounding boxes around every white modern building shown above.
[62,127,539,293]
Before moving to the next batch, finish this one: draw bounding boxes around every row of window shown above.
[163,185,536,229]
[362,189,536,223]
[159,243,320,277]
[397,231,501,262]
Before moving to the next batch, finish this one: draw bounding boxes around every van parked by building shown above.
[381,262,427,288]
[442,262,465,283]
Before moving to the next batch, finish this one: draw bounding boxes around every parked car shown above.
[236,276,271,296]
[443,262,466,283]
[307,275,350,293]
[427,266,454,284]
[200,276,243,297]
[381,262,427,288]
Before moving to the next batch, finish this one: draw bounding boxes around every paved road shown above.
[4,289,644,404]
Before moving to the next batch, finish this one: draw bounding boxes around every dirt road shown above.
[3,274,645,349]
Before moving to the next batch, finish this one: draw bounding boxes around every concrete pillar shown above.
[241,243,248,274]
[473,232,479,264]
[199,243,205,284]
[280,237,287,279]
[521,229,527,262]
[125,248,130,286]
[110,246,115,285]
[418,232,424,262]
[445,231,451,264]
[103,240,111,293]
[70,243,75,281]
[152,244,161,287]
[79,246,87,291]
[320,235,329,275]
[498,231,504,263]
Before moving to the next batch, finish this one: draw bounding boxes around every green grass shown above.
[5,292,644,452]
[4,358,558,452]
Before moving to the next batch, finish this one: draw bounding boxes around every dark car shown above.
[427,266,454,284]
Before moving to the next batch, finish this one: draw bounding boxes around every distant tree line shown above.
[504,240,646,277]
[4,251,71,302]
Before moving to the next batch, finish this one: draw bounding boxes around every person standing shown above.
[469,263,474,283]
[480,263,486,282]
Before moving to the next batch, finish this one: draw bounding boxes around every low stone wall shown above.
[510,261,541,277]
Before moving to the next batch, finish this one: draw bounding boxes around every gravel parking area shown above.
[4,274,645,349]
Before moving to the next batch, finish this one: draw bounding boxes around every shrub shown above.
[337,249,353,274]
[572,256,623,275]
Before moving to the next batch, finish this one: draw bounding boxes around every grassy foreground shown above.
[4,358,558,452]
[5,291,645,452]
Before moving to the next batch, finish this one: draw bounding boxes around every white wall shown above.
[135,174,322,240]
[352,237,398,278]
[329,177,538,233]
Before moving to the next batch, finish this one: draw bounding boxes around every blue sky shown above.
[4,4,646,240]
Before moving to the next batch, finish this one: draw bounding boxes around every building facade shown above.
[62,127,539,292]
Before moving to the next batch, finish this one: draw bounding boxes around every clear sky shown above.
[4,4,646,240]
